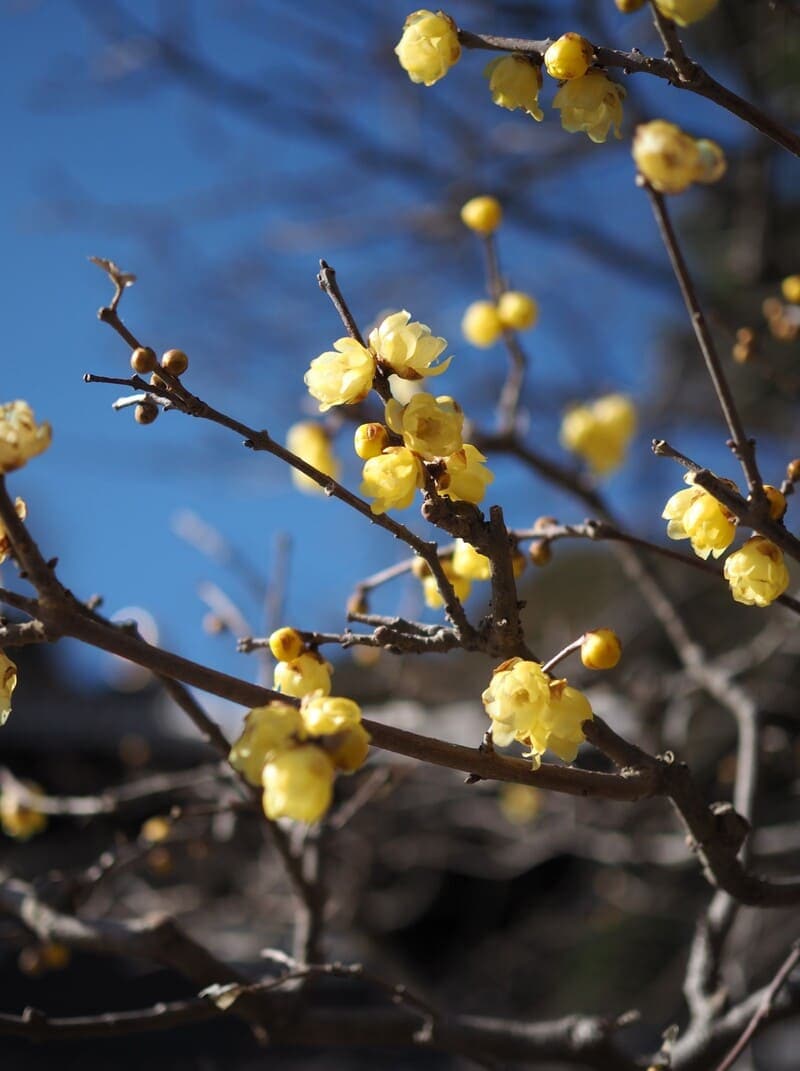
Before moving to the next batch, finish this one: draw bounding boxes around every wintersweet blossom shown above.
[301,694,362,736]
[395,9,460,86]
[724,537,790,607]
[0,401,52,474]
[560,394,636,475]
[553,70,625,143]
[544,34,593,81]
[262,745,335,823]
[368,311,451,380]
[385,392,463,459]
[462,301,503,348]
[633,120,700,195]
[484,54,543,120]
[354,422,390,460]
[460,196,502,235]
[229,703,306,785]
[482,658,551,749]
[662,481,736,560]
[274,651,332,698]
[497,291,538,331]
[268,627,305,663]
[304,338,375,412]
[540,682,593,765]
[451,538,491,581]
[437,444,494,504]
[286,422,340,494]
[360,446,424,514]
[580,629,622,670]
[420,559,472,609]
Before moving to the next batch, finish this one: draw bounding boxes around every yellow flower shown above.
[229,702,306,785]
[262,745,335,823]
[268,627,305,663]
[395,9,460,86]
[462,301,503,348]
[724,537,789,607]
[286,422,340,494]
[553,70,625,143]
[360,446,424,514]
[781,275,800,305]
[484,54,543,120]
[140,816,171,843]
[540,682,593,765]
[0,652,17,726]
[581,628,622,670]
[497,291,538,331]
[421,559,472,608]
[0,497,26,565]
[451,538,491,580]
[354,422,390,460]
[632,120,700,195]
[274,652,332,699]
[304,338,375,412]
[693,139,726,184]
[560,393,636,475]
[0,401,52,474]
[0,781,47,840]
[662,482,736,560]
[653,0,718,26]
[328,723,371,773]
[368,310,451,380]
[437,444,494,504]
[544,33,593,81]
[301,694,362,736]
[482,658,551,749]
[385,392,463,459]
[461,195,502,235]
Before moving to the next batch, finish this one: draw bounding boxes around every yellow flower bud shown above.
[724,537,789,607]
[462,301,503,348]
[421,560,472,608]
[354,423,390,461]
[553,70,625,143]
[0,780,46,840]
[229,703,306,785]
[301,694,362,736]
[286,422,340,494]
[560,393,637,475]
[460,195,503,235]
[0,401,51,474]
[141,816,171,843]
[437,444,495,504]
[328,723,371,773]
[451,538,491,581]
[498,784,541,824]
[268,627,305,662]
[632,120,700,195]
[497,291,538,331]
[544,33,593,81]
[662,483,736,559]
[304,338,375,412]
[262,745,336,823]
[0,652,16,726]
[763,485,787,521]
[385,392,463,459]
[581,628,622,670]
[368,310,451,380]
[693,139,726,184]
[395,9,460,86]
[653,0,718,26]
[274,652,332,699]
[781,275,800,305]
[360,446,424,514]
[484,54,544,120]
[0,497,26,565]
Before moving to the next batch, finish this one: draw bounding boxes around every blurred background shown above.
[2,0,800,1067]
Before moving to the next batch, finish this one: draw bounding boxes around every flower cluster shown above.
[286,422,340,495]
[230,693,370,824]
[0,401,51,475]
[482,659,593,769]
[269,627,333,698]
[663,478,790,606]
[560,394,637,476]
[633,120,726,195]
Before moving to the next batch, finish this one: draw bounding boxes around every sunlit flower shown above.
[229,703,306,785]
[385,392,463,459]
[421,559,472,608]
[544,33,593,81]
[462,301,503,348]
[301,694,362,736]
[724,536,789,607]
[437,444,494,504]
[482,658,551,749]
[328,723,371,773]
[497,291,538,331]
[451,538,491,581]
[304,338,375,412]
[354,422,390,460]
[286,422,340,494]
[662,481,736,559]
[268,627,305,663]
[262,745,335,823]
[461,195,502,235]
[580,628,622,670]
[560,393,636,475]
[539,682,593,765]
[553,70,625,143]
[369,311,451,380]
[274,651,332,699]
[360,446,424,514]
[0,401,52,474]
[632,120,700,194]
[484,54,543,120]
[395,9,461,86]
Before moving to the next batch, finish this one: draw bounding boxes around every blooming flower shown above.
[328,723,371,773]
[539,682,593,765]
[301,694,362,736]
[633,120,700,195]
[0,498,26,565]
[229,703,306,785]
[369,310,451,381]
[262,745,336,823]
[497,291,538,331]
[360,446,424,514]
[304,338,375,412]
[580,628,622,670]
[0,781,47,840]
[662,481,736,559]
[274,651,332,698]
[462,301,503,348]
[420,559,472,608]
[0,652,16,726]
[437,444,494,504]
[451,538,491,581]
[395,9,461,86]
[482,658,552,749]
[385,392,463,459]
[724,537,789,607]
[286,422,340,494]
[653,0,718,26]
[0,401,52,474]
[560,393,636,475]
[461,195,502,235]
[544,34,593,81]
[484,54,543,120]
[553,70,625,143]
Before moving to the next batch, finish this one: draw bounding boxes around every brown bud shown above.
[786,459,800,484]
[732,343,751,364]
[735,327,755,345]
[161,349,189,376]
[528,539,552,567]
[130,346,157,374]
[134,401,159,425]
